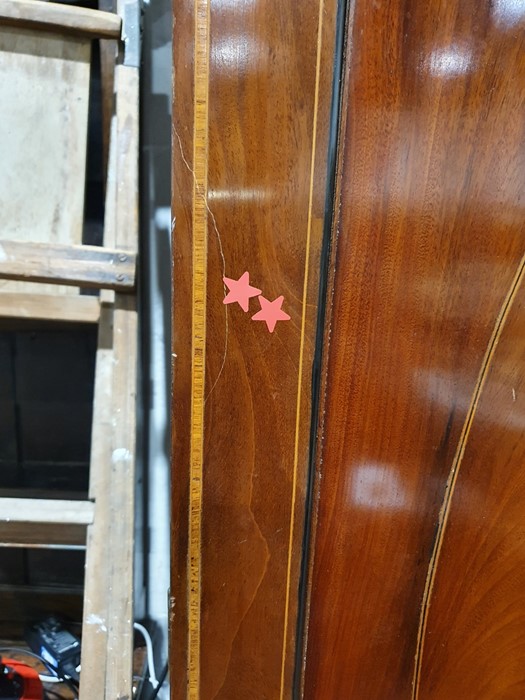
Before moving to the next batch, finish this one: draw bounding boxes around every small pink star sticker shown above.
[223,272,262,312]
[251,295,291,333]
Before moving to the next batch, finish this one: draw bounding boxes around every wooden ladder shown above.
[0,0,140,697]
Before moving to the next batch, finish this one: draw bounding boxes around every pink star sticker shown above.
[251,295,291,333]
[223,272,262,312]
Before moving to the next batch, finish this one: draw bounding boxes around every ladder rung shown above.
[0,0,122,39]
[0,240,136,291]
[0,292,101,323]
[0,497,94,525]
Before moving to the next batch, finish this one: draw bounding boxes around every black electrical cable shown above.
[147,662,168,700]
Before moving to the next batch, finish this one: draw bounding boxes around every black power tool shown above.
[25,617,80,684]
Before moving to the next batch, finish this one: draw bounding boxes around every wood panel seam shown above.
[411,252,525,699]
[279,1,325,696]
[298,2,354,691]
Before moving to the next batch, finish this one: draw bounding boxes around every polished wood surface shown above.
[170,0,337,697]
[303,0,525,697]
[418,269,525,698]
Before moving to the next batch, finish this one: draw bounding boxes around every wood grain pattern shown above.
[0,293,100,324]
[79,297,114,700]
[0,240,135,290]
[186,3,209,697]
[0,24,90,296]
[0,520,86,548]
[171,0,337,697]
[104,294,137,700]
[79,51,139,700]
[303,0,525,697]
[102,59,139,700]
[417,264,525,699]
[79,95,118,700]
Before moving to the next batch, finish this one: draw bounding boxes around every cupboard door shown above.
[303,0,525,698]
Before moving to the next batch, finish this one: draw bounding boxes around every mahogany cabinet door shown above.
[303,0,525,699]
[170,0,340,697]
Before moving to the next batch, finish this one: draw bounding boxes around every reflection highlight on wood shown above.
[171,0,338,696]
[303,0,525,697]
[418,273,525,698]
[413,253,525,698]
